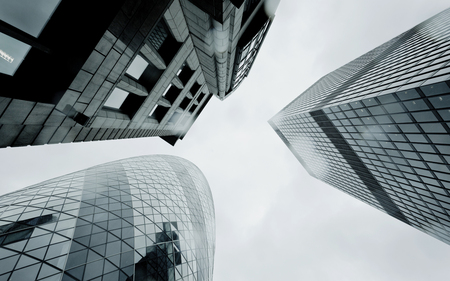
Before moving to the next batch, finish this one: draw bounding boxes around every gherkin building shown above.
[0,155,215,281]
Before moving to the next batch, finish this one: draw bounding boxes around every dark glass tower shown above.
[270,8,450,244]
[0,0,276,147]
[0,155,215,281]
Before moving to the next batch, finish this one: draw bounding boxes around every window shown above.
[148,105,157,117]
[104,88,128,109]
[0,0,61,76]
[126,55,148,80]
[177,63,194,85]
[162,84,171,97]
[0,33,31,75]
[0,0,61,37]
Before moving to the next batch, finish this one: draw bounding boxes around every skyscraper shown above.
[0,155,215,281]
[0,0,275,147]
[270,8,450,244]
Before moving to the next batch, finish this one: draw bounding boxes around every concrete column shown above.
[141,43,166,70]
[117,76,148,97]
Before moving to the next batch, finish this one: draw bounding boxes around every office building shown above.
[270,8,450,244]
[0,155,215,280]
[0,0,275,147]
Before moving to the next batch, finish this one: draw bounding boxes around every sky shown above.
[1,0,450,280]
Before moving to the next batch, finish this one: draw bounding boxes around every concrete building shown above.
[270,8,450,244]
[0,155,215,281]
[0,0,275,147]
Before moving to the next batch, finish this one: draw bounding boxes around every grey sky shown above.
[1,0,450,280]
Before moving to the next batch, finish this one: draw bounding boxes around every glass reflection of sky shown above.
[0,33,30,75]
[0,0,61,75]
[104,88,129,109]
[126,55,148,80]
[0,0,61,37]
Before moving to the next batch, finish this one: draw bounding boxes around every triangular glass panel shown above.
[38,263,61,280]
[46,255,68,269]
[3,240,27,252]
[65,264,85,280]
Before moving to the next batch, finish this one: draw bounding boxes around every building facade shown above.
[0,155,215,281]
[0,0,275,147]
[270,8,450,244]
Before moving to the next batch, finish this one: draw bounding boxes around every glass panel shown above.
[421,82,450,96]
[412,111,438,122]
[162,84,171,97]
[405,134,428,143]
[37,263,60,280]
[428,95,450,109]
[420,123,446,133]
[16,254,39,269]
[0,0,61,37]
[399,124,420,133]
[429,134,450,144]
[9,263,40,280]
[438,109,450,121]
[391,113,412,123]
[0,33,31,76]
[403,99,429,111]
[104,88,128,109]
[377,93,397,104]
[396,89,420,100]
[0,255,19,275]
[126,55,148,80]
[383,103,405,113]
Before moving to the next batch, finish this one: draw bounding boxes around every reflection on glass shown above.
[132,222,181,281]
[0,33,31,76]
[0,49,14,63]
[0,156,215,280]
[0,214,54,246]
[0,0,61,37]
[104,88,129,109]
[126,55,148,80]
[0,0,61,76]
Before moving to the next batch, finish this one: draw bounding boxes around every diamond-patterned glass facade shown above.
[0,155,215,281]
[270,8,450,244]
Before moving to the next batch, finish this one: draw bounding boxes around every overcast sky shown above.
[1,1,450,280]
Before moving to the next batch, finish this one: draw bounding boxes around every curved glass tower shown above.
[0,155,215,281]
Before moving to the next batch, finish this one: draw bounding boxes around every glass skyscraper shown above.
[0,155,215,281]
[0,0,276,148]
[270,8,450,244]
